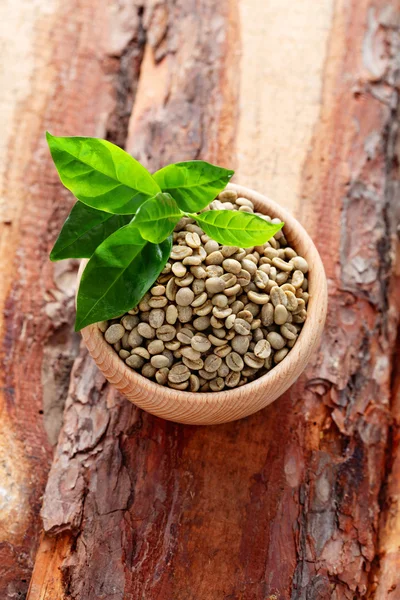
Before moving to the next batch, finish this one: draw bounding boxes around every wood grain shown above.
[0,0,397,598]
[234,0,334,213]
[80,183,327,425]
[0,0,144,596]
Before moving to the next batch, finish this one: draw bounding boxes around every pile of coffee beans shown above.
[99,190,309,392]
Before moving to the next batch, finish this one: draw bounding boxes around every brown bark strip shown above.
[0,1,146,597]
[372,271,400,597]
[294,1,400,597]
[126,0,240,170]
[27,534,73,600]
[22,1,400,599]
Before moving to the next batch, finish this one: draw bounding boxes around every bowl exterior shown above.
[79,184,328,425]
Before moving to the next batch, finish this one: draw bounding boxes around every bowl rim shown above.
[80,183,328,406]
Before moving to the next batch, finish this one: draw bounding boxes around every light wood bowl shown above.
[79,184,327,425]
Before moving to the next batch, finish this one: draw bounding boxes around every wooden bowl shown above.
[79,184,327,425]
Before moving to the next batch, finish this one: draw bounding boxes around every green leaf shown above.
[152,161,234,212]
[46,132,160,214]
[191,210,284,247]
[75,224,171,330]
[133,192,183,244]
[50,201,132,261]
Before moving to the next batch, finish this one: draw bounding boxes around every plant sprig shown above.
[47,133,284,330]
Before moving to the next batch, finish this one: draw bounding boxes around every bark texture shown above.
[0,0,399,599]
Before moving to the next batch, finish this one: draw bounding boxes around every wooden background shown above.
[0,0,399,598]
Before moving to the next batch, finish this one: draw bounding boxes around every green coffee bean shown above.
[208,334,228,347]
[212,294,228,308]
[193,300,213,316]
[165,340,181,351]
[193,316,211,331]
[225,314,236,329]
[166,278,178,301]
[181,346,201,361]
[267,332,286,350]
[177,305,193,323]
[214,344,232,358]
[274,304,288,325]
[170,245,193,260]
[231,335,250,354]
[151,354,170,368]
[213,306,232,319]
[151,284,166,296]
[271,257,293,272]
[205,240,220,254]
[121,315,139,330]
[250,318,261,330]
[225,371,240,387]
[157,324,176,341]
[254,339,271,359]
[206,251,224,265]
[189,374,200,391]
[270,286,287,307]
[191,334,211,352]
[226,352,244,372]
[98,321,109,333]
[204,354,222,373]
[234,318,251,335]
[241,259,257,276]
[191,265,207,279]
[191,292,208,307]
[210,377,224,392]
[236,197,254,209]
[148,296,168,309]
[142,363,157,378]
[155,367,169,385]
[166,305,178,325]
[221,245,239,258]
[127,328,143,348]
[218,189,238,202]
[176,328,194,344]
[175,273,194,287]
[252,328,263,342]
[237,269,251,286]
[176,287,194,306]
[168,364,191,383]
[186,231,201,248]
[223,258,242,274]
[132,347,150,360]
[274,347,289,363]
[149,309,165,329]
[205,277,226,294]
[291,269,304,288]
[206,265,224,278]
[244,353,264,369]
[218,362,230,377]
[212,327,226,338]
[182,357,204,370]
[224,283,241,297]
[137,323,155,339]
[169,380,189,390]
[280,322,297,340]
[105,324,125,344]
[125,354,144,369]
[290,256,309,273]
[148,340,165,354]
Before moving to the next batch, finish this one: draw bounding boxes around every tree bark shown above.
[0,1,399,599]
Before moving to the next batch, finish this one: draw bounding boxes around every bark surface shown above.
[0,1,399,599]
